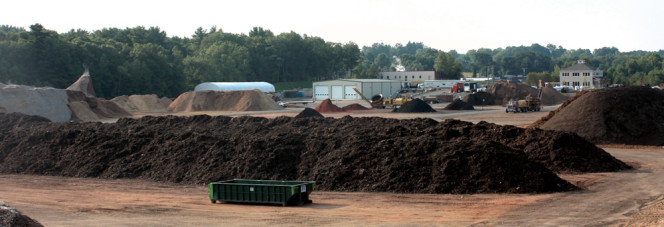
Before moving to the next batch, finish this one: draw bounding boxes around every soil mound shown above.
[444,98,475,110]
[440,120,632,173]
[393,99,436,113]
[533,86,664,145]
[314,99,345,113]
[0,113,631,193]
[486,82,539,105]
[0,84,72,122]
[341,103,370,111]
[168,90,282,112]
[295,108,324,118]
[0,201,43,227]
[66,66,96,98]
[111,94,172,113]
[462,92,495,105]
[540,83,568,105]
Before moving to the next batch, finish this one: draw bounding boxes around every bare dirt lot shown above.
[2,105,663,226]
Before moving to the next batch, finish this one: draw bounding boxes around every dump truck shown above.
[353,88,411,108]
[505,96,541,113]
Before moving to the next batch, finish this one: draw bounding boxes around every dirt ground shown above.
[2,103,663,226]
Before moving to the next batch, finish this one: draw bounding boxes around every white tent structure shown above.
[194,82,276,93]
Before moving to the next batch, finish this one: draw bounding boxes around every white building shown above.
[560,60,603,89]
[378,71,435,81]
[312,79,401,100]
[194,82,276,93]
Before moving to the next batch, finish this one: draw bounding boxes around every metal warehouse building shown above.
[312,79,402,100]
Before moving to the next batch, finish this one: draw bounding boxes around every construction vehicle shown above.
[353,88,412,109]
[506,83,543,113]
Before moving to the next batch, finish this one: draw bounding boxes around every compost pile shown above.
[0,111,631,194]
[0,201,43,227]
[314,99,345,113]
[168,89,282,112]
[532,86,664,145]
[462,92,495,106]
[486,82,539,105]
[444,98,474,110]
[393,99,436,113]
[294,108,324,118]
[540,83,568,105]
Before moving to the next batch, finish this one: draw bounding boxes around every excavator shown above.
[353,88,411,109]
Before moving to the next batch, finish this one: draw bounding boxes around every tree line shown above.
[0,24,360,98]
[359,42,664,86]
[1,24,663,99]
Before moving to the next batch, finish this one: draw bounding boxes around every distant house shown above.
[560,60,603,89]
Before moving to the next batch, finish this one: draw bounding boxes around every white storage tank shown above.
[194,82,276,93]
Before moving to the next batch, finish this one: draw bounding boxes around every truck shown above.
[451,83,464,93]
[505,96,541,113]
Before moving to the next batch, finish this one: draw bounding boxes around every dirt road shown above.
[1,148,663,226]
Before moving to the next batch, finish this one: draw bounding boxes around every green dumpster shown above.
[209,179,315,206]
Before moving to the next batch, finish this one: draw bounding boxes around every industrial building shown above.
[312,79,402,100]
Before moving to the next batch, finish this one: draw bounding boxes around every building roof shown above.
[314,79,400,83]
[561,63,598,71]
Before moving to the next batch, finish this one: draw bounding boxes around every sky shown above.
[3,0,663,53]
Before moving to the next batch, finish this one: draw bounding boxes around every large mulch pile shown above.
[464,83,567,106]
[444,98,475,110]
[1,201,43,227]
[540,83,568,105]
[0,112,631,194]
[532,86,664,145]
[393,99,436,113]
[462,92,496,106]
[314,99,345,113]
[486,82,539,105]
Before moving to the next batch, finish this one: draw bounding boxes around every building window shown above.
[412,75,415,79]
[419,75,422,79]
[387,76,389,79]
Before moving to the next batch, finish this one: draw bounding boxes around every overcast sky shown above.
[3,0,663,53]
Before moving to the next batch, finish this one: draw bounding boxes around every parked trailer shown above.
[209,179,315,206]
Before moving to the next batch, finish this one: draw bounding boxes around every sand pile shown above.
[66,90,130,121]
[532,86,664,145]
[111,94,172,113]
[341,103,370,111]
[393,99,436,113]
[168,89,282,112]
[0,83,72,122]
[314,99,345,113]
[66,66,96,98]
[295,108,324,118]
[0,201,43,227]
[0,113,630,193]
[444,98,475,110]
